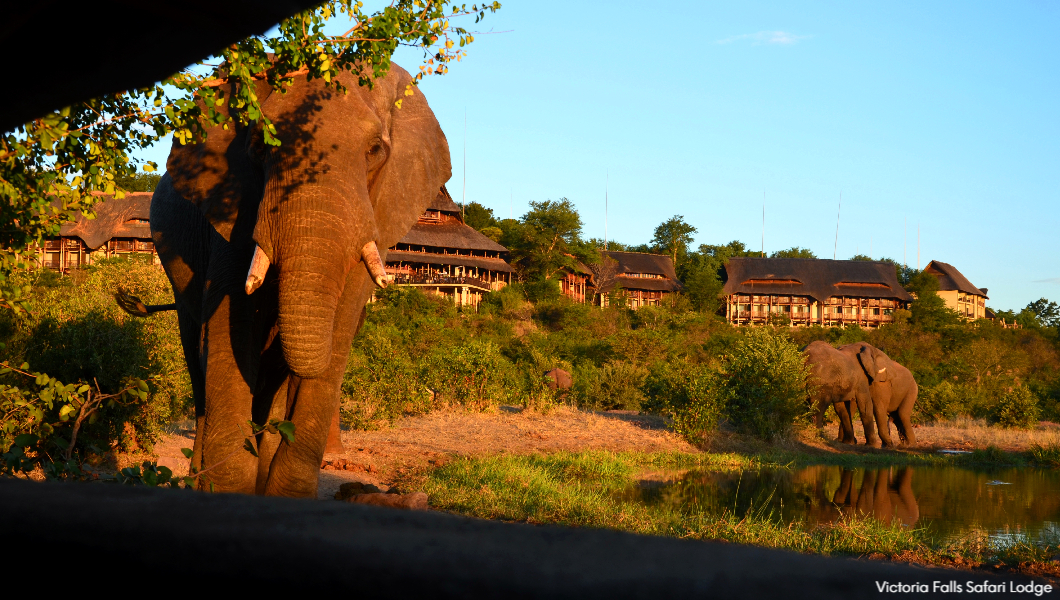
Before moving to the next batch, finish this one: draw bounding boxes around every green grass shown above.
[417,450,1059,574]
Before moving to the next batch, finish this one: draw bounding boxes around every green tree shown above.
[677,241,758,313]
[507,199,597,282]
[906,270,961,332]
[463,201,498,231]
[112,172,163,193]
[771,247,816,259]
[651,215,697,267]
[850,253,873,261]
[1025,298,1060,328]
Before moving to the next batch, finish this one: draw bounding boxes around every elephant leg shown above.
[871,399,895,448]
[834,401,856,444]
[197,238,261,493]
[892,467,919,526]
[176,304,206,475]
[263,278,372,497]
[833,469,855,507]
[815,399,826,429]
[895,403,917,447]
[857,401,878,448]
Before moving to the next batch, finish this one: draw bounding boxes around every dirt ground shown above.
[148,407,694,499]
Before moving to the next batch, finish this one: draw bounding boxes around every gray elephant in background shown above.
[144,63,451,497]
[802,341,878,445]
[839,343,918,447]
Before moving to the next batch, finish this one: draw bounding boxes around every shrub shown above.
[426,340,515,411]
[644,361,725,442]
[914,381,964,424]
[341,330,432,430]
[593,360,648,411]
[723,327,812,439]
[1030,444,1060,467]
[990,385,1040,429]
[1,261,190,452]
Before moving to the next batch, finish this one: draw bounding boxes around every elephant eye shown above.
[366,140,389,170]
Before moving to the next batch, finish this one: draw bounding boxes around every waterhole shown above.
[624,465,1060,546]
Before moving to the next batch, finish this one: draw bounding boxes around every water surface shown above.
[626,465,1060,546]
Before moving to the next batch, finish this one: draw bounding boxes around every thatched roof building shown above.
[923,260,988,320]
[592,251,682,309]
[385,187,512,307]
[719,258,911,328]
[38,192,157,272]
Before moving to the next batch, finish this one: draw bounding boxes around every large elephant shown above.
[149,63,450,496]
[838,343,918,447]
[802,341,877,445]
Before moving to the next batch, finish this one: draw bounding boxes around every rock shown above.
[347,492,429,511]
[334,481,387,501]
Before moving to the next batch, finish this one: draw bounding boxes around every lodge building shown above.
[922,260,989,320]
[719,257,913,327]
[35,192,158,272]
[594,251,683,309]
[384,187,513,307]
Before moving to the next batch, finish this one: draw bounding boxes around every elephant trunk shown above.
[252,184,382,379]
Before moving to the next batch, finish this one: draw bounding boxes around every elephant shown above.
[544,368,573,391]
[802,341,878,446]
[144,63,451,496]
[838,343,918,448]
[831,467,919,528]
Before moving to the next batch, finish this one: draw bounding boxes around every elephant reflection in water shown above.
[831,467,919,527]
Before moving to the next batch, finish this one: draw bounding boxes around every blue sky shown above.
[135,1,1060,311]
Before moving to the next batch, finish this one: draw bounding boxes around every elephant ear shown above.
[164,79,273,242]
[369,66,452,250]
[856,345,889,384]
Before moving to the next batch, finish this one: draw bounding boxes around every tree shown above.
[677,241,759,314]
[463,201,497,231]
[113,172,163,193]
[651,215,697,267]
[849,254,873,261]
[507,199,596,282]
[0,0,499,314]
[771,247,816,259]
[1025,298,1060,328]
[906,270,961,332]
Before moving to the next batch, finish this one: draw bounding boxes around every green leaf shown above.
[242,438,259,457]
[13,433,37,447]
[275,420,296,444]
[136,379,149,392]
[180,448,194,459]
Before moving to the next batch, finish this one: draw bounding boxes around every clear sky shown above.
[135,1,1060,312]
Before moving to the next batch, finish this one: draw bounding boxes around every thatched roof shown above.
[385,250,513,273]
[429,186,462,214]
[397,220,508,253]
[720,258,913,303]
[594,251,682,293]
[924,260,988,299]
[602,251,679,279]
[58,192,153,250]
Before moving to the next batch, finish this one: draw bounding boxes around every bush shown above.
[1030,444,1060,467]
[990,385,1040,429]
[644,361,725,442]
[914,381,964,424]
[723,327,812,439]
[426,340,515,411]
[341,330,432,430]
[0,261,190,453]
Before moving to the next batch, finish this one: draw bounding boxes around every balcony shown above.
[390,273,498,292]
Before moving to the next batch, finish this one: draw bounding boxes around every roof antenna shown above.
[903,217,907,268]
[833,192,841,260]
[761,193,765,258]
[604,170,609,251]
[461,108,467,221]
[917,223,920,270]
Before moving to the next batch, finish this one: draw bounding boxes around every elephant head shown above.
[166,64,451,378]
[853,343,891,385]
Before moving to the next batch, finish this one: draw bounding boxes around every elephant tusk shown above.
[878,368,886,373]
[361,240,388,289]
[245,245,271,295]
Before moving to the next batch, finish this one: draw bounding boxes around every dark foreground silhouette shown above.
[1,479,1047,597]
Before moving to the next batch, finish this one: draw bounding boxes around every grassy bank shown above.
[411,450,1059,577]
